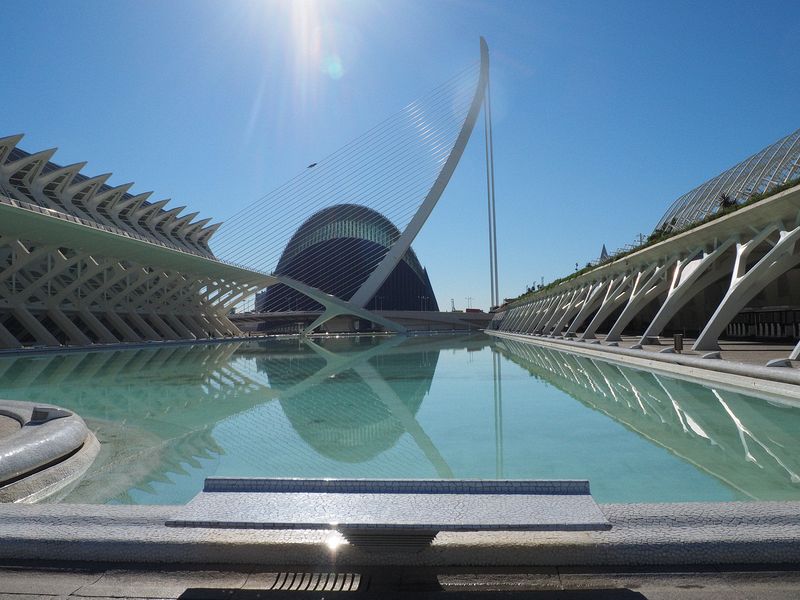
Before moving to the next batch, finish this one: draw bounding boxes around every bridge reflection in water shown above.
[0,334,798,504]
[0,335,489,504]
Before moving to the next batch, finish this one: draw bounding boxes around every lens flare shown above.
[325,531,346,551]
[323,54,344,79]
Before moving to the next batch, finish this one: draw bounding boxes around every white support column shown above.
[507,305,528,331]
[605,260,674,342]
[549,285,587,336]
[501,306,518,331]
[12,307,60,346]
[78,308,119,343]
[47,308,92,346]
[164,313,196,339]
[206,312,238,337]
[503,304,532,331]
[191,313,219,337]
[565,280,609,337]
[128,311,161,340]
[533,293,560,334]
[580,274,634,340]
[531,294,563,333]
[0,319,21,349]
[539,291,572,335]
[496,306,516,332]
[146,312,181,340]
[507,306,523,330]
[521,297,548,333]
[181,314,211,338]
[694,222,800,351]
[519,303,539,333]
[104,311,142,342]
[639,240,735,343]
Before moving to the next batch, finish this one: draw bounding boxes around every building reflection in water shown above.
[495,338,800,500]
[0,334,489,504]
[1,333,796,504]
[254,335,450,474]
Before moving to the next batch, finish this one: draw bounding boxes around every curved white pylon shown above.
[349,38,491,309]
[292,38,491,334]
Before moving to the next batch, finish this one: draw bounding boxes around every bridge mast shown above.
[482,37,499,308]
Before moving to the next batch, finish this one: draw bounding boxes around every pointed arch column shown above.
[694,221,800,350]
[605,259,675,342]
[580,274,634,340]
[638,239,735,343]
[565,279,610,337]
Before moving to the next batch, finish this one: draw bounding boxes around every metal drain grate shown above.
[262,572,363,592]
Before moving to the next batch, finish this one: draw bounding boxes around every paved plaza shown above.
[608,336,800,369]
[1,563,800,599]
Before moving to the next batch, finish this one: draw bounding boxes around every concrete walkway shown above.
[1,563,800,599]
[609,336,799,369]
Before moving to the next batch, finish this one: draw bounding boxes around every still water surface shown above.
[0,333,798,505]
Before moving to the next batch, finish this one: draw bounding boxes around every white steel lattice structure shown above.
[656,128,800,232]
[491,182,800,356]
[0,39,492,347]
[492,127,800,359]
[0,135,270,349]
[491,144,800,360]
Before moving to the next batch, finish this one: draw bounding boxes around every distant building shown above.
[492,126,800,351]
[256,204,438,312]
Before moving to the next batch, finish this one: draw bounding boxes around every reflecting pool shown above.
[0,333,798,505]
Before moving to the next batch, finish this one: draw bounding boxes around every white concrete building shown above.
[491,128,800,359]
[0,135,266,348]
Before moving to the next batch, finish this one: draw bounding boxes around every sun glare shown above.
[289,0,349,83]
[237,0,363,143]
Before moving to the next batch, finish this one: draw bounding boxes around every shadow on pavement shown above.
[180,589,647,599]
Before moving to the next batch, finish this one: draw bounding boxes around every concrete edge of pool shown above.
[487,330,800,403]
[0,400,100,503]
[2,335,800,569]
[0,500,799,567]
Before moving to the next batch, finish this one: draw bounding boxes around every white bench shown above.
[167,478,610,548]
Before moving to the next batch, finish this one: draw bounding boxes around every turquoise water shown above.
[0,333,798,505]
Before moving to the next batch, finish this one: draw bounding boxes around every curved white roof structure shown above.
[656,127,800,232]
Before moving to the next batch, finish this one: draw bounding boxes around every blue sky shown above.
[4,0,798,310]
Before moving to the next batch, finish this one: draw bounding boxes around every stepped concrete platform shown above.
[167,479,610,548]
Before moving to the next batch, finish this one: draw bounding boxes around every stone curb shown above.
[1,501,800,567]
